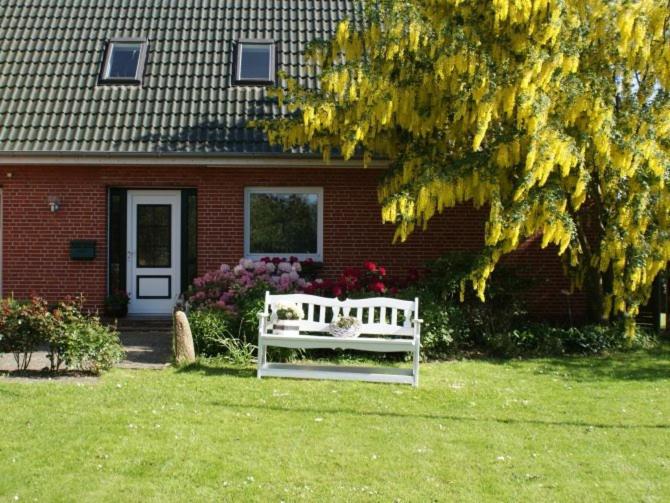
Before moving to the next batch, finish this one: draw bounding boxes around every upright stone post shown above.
[173,310,196,364]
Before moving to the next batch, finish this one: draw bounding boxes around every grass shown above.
[1,346,669,502]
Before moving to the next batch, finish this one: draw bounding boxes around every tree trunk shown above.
[583,266,612,325]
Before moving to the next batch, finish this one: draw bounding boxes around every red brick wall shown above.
[0,164,582,321]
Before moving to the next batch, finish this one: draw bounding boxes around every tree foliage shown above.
[258,0,670,330]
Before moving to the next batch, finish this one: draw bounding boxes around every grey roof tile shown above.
[0,0,357,154]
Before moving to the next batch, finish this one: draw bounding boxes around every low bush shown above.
[59,319,124,373]
[0,297,55,370]
[0,296,124,373]
[188,308,236,356]
[417,298,472,359]
[187,257,313,360]
[186,252,659,362]
[187,257,310,312]
[50,298,124,373]
[485,321,657,358]
[305,260,396,298]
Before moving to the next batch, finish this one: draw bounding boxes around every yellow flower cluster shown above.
[259,0,670,331]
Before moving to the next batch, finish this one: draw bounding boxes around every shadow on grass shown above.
[0,369,99,381]
[518,345,670,382]
[175,361,255,378]
[208,399,670,430]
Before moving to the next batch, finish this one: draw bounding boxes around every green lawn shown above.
[1,347,669,502]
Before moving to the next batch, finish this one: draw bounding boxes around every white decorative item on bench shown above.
[273,320,300,336]
[257,292,422,386]
[328,316,362,338]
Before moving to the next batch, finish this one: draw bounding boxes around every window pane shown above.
[239,44,271,80]
[137,204,171,267]
[107,43,141,78]
[249,193,318,254]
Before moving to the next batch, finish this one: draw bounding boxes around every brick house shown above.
[0,1,583,319]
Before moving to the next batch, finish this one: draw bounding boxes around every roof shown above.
[0,0,357,156]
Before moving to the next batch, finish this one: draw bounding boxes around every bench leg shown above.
[256,341,266,379]
[413,343,420,388]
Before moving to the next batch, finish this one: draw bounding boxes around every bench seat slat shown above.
[262,334,415,352]
[280,322,414,336]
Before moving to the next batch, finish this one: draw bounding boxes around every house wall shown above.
[0,164,583,321]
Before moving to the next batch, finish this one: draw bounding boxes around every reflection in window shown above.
[99,39,147,84]
[236,40,275,83]
[245,188,322,259]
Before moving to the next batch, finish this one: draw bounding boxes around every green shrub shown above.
[397,252,529,358]
[0,297,55,370]
[0,296,123,373]
[187,309,236,356]
[398,288,470,359]
[47,298,124,373]
[232,283,268,346]
[59,320,124,373]
[484,321,657,358]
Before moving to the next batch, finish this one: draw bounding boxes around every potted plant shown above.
[272,302,304,336]
[104,290,129,318]
[328,316,362,338]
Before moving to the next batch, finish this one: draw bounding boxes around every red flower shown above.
[332,285,343,297]
[406,267,420,282]
[342,275,358,288]
[364,261,377,272]
[369,281,386,293]
[378,266,386,277]
[343,267,361,278]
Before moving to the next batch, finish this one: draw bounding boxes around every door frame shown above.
[126,190,182,315]
[0,188,3,297]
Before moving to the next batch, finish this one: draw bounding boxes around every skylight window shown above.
[99,38,148,85]
[235,39,275,84]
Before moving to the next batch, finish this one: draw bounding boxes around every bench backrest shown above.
[264,292,419,337]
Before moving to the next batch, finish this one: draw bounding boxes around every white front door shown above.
[127,191,181,315]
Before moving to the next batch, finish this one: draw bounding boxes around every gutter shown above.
[0,151,389,169]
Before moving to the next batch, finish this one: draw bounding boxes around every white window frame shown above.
[235,39,276,84]
[99,38,148,85]
[244,187,323,261]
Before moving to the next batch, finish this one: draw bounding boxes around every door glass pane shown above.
[137,204,171,268]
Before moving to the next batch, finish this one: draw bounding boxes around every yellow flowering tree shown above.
[258,0,670,329]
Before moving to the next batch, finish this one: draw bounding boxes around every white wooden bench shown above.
[257,292,422,386]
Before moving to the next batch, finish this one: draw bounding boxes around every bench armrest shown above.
[413,318,423,324]
[257,312,270,320]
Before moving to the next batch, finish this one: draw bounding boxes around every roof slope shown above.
[0,0,356,155]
